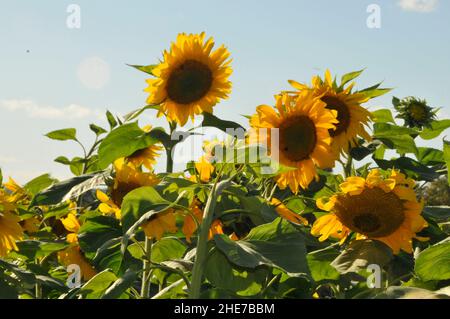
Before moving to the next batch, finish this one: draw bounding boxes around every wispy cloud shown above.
[0,99,99,120]
[398,0,439,13]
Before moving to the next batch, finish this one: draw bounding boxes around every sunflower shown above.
[311,169,428,254]
[249,91,338,193]
[57,213,97,280]
[141,209,178,240]
[289,70,373,156]
[0,188,23,257]
[125,125,163,170]
[180,198,226,243]
[270,198,308,225]
[58,246,97,281]
[97,158,160,218]
[393,96,437,129]
[144,32,232,126]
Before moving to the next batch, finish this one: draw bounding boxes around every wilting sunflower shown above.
[145,32,232,126]
[97,158,160,219]
[393,96,437,129]
[0,188,23,257]
[141,209,178,240]
[57,213,97,280]
[311,169,427,254]
[249,91,338,193]
[270,198,308,225]
[125,125,163,170]
[289,70,373,156]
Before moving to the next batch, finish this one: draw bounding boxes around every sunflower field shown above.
[1,32,450,300]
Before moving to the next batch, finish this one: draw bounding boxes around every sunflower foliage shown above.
[1,33,450,300]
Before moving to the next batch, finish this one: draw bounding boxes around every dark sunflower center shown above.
[128,148,146,160]
[321,95,351,137]
[409,103,426,121]
[111,181,141,207]
[334,187,405,238]
[166,59,213,104]
[279,115,317,162]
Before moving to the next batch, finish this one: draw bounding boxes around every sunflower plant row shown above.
[1,32,450,299]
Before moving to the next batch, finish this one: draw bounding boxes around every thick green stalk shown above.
[140,237,153,298]
[189,181,221,299]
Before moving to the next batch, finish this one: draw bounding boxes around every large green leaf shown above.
[30,173,96,206]
[372,109,395,124]
[97,122,160,169]
[214,218,309,276]
[23,173,58,195]
[375,157,440,182]
[79,269,117,299]
[420,119,450,140]
[45,128,77,141]
[444,140,450,185]
[101,267,139,299]
[423,206,450,222]
[416,147,444,165]
[204,249,265,296]
[120,186,170,232]
[331,240,393,274]
[306,247,340,282]
[13,240,68,260]
[415,241,450,281]
[78,216,122,258]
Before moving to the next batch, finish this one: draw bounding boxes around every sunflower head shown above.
[311,169,428,254]
[125,125,163,170]
[289,70,377,156]
[0,188,23,257]
[393,96,437,129]
[110,158,160,207]
[249,91,338,193]
[145,32,232,126]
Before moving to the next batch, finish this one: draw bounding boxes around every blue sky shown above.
[0,0,449,183]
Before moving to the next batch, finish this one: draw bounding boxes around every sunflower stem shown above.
[140,237,153,298]
[189,168,227,299]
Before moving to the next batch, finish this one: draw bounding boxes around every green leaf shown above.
[106,110,118,129]
[127,64,157,76]
[331,240,393,274]
[214,218,309,276]
[124,105,160,122]
[54,156,71,165]
[415,241,450,281]
[89,124,107,136]
[372,109,395,124]
[340,69,364,87]
[416,147,444,165]
[420,119,450,140]
[45,128,77,141]
[120,186,170,232]
[0,278,18,299]
[30,173,96,206]
[78,216,122,258]
[23,173,57,195]
[13,240,68,260]
[201,112,245,135]
[444,140,450,185]
[151,237,187,263]
[102,267,139,299]
[307,247,340,282]
[205,249,265,296]
[374,157,439,182]
[374,123,418,136]
[359,84,391,99]
[423,206,450,222]
[79,269,117,299]
[97,122,160,169]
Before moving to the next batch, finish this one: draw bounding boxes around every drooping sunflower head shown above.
[110,158,160,207]
[145,32,232,126]
[393,96,437,129]
[249,91,338,193]
[125,125,163,170]
[289,70,374,156]
[311,169,428,254]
